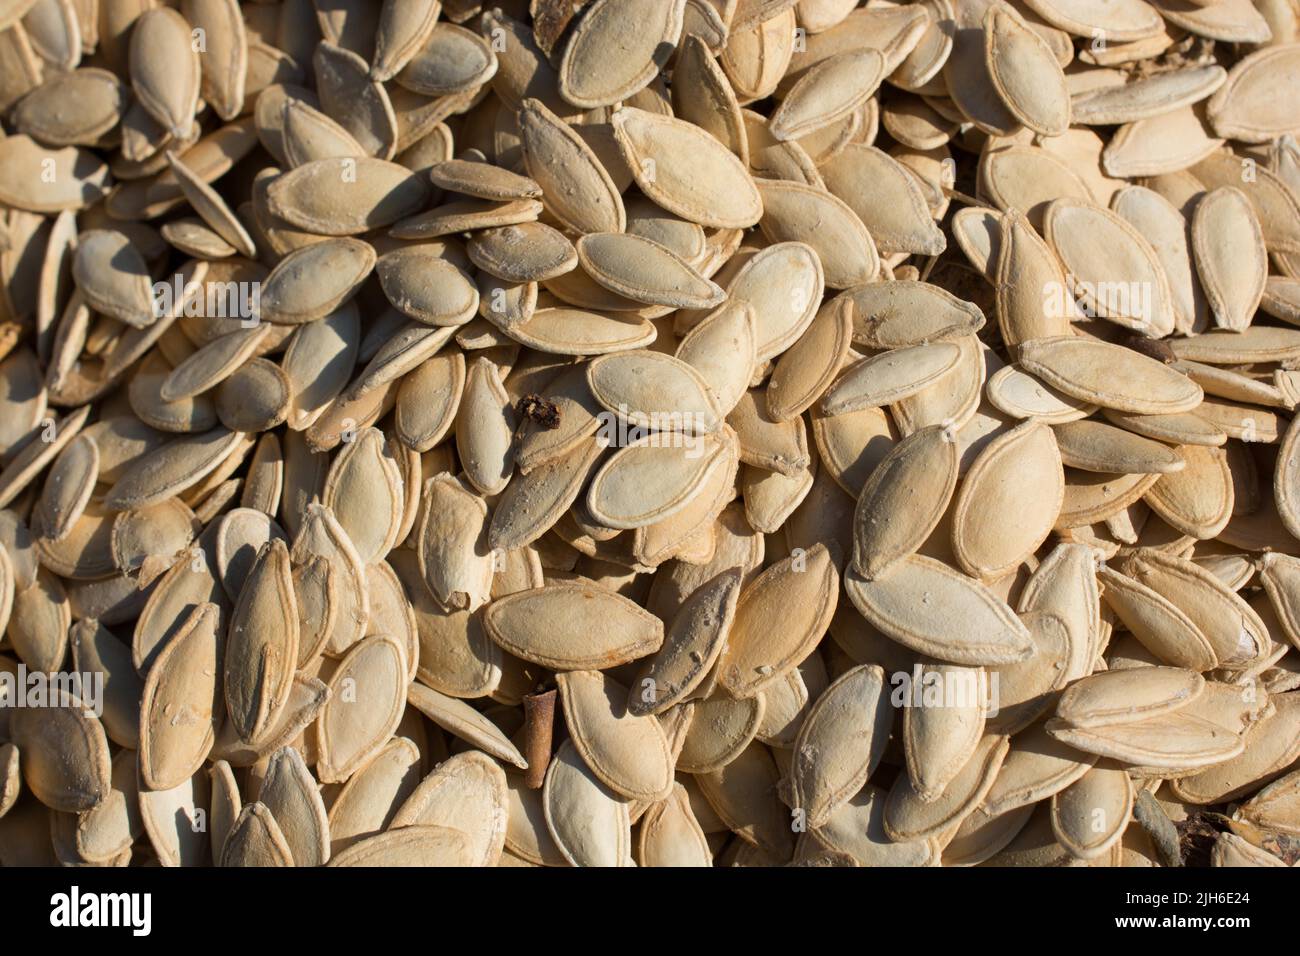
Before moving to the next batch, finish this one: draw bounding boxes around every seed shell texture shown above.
[484,581,664,671]
[789,664,891,828]
[542,739,633,867]
[558,670,675,802]
[845,555,1035,666]
[716,543,839,698]
[612,107,763,230]
[558,0,686,109]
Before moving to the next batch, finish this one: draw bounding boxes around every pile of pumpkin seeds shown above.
[1,0,1300,868]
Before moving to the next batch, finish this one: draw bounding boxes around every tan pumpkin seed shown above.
[822,342,962,417]
[628,568,741,716]
[671,34,747,164]
[1144,444,1233,539]
[1172,326,1300,366]
[715,543,838,698]
[675,690,763,774]
[984,4,1070,136]
[469,223,576,285]
[129,8,200,139]
[810,797,938,867]
[755,178,878,289]
[517,98,625,235]
[1124,550,1268,669]
[612,106,763,230]
[542,738,631,867]
[214,507,285,600]
[322,427,403,565]
[844,282,986,351]
[375,246,478,327]
[456,358,517,495]
[1103,105,1224,183]
[219,802,294,867]
[1072,64,1226,126]
[74,749,142,863]
[884,734,1010,842]
[139,602,221,791]
[695,740,794,858]
[72,230,155,329]
[1170,694,1300,804]
[224,540,297,746]
[638,782,712,867]
[291,502,369,656]
[0,403,90,512]
[790,664,891,827]
[489,438,603,553]
[0,135,110,212]
[726,242,824,361]
[1237,767,1300,835]
[1050,766,1133,861]
[1022,0,1164,41]
[904,662,986,803]
[558,0,685,109]
[558,670,674,801]
[160,325,271,403]
[1044,198,1175,337]
[12,67,126,145]
[766,299,852,422]
[406,682,527,770]
[34,432,97,543]
[316,634,407,784]
[1212,831,1287,867]
[674,300,756,418]
[395,26,493,95]
[370,0,440,82]
[426,161,537,204]
[267,157,429,235]
[166,151,257,258]
[8,690,110,812]
[577,233,723,310]
[1098,566,1218,671]
[1207,43,1300,143]
[139,769,211,867]
[846,554,1034,666]
[391,750,507,866]
[821,145,946,257]
[416,472,494,612]
[484,581,663,670]
[329,824,475,866]
[853,425,958,580]
[261,238,375,325]
[986,364,1095,423]
[102,427,239,512]
[587,350,722,436]
[585,428,730,529]
[952,421,1062,580]
[1056,667,1205,728]
[1018,336,1202,415]
[1123,187,1201,332]
[313,41,397,159]
[1046,711,1244,769]
[258,746,330,867]
[1191,186,1267,333]
[326,736,421,854]
[770,49,885,141]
